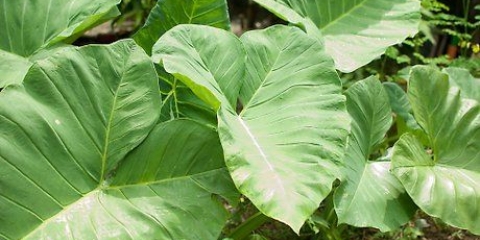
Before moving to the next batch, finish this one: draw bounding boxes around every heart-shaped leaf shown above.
[391,66,480,235]
[153,24,350,233]
[334,77,415,231]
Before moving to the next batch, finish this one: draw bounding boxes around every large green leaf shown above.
[334,77,415,231]
[0,41,237,239]
[0,0,120,88]
[251,0,421,72]
[134,0,230,55]
[391,66,480,235]
[153,24,350,232]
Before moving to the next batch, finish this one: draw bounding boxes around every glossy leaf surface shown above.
[334,77,415,231]
[252,0,421,72]
[391,66,480,235]
[152,24,245,111]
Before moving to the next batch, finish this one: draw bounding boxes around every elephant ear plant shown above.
[391,66,480,235]
[0,0,350,238]
[2,0,480,239]
[152,24,350,233]
[334,77,416,232]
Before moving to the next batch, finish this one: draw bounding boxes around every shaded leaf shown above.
[134,0,230,55]
[157,66,217,126]
[383,82,420,130]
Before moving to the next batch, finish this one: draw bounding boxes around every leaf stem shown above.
[227,212,270,240]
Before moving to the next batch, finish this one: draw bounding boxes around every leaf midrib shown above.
[99,54,131,183]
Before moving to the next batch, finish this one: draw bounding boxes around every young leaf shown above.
[0,0,121,87]
[251,0,421,72]
[391,66,480,235]
[134,0,231,55]
[153,24,350,233]
[334,77,416,231]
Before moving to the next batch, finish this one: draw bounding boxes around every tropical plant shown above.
[1,0,479,239]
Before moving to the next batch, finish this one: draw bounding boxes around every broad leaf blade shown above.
[221,25,349,232]
[19,120,237,239]
[0,40,162,238]
[334,77,415,231]
[344,77,393,158]
[153,24,350,232]
[391,66,480,235]
[252,0,421,72]
[134,0,230,55]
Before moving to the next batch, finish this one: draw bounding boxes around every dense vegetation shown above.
[0,0,479,239]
